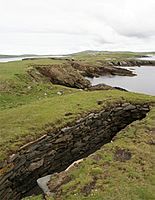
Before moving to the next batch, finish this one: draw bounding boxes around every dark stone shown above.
[114,87,128,92]
[64,112,73,116]
[97,100,104,105]
[81,178,96,196]
[123,105,136,111]
[89,84,113,91]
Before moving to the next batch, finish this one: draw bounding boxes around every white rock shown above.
[37,175,52,195]
[57,91,63,95]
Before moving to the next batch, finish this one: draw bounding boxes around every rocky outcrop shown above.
[0,103,149,200]
[88,84,113,91]
[108,59,155,67]
[28,64,91,89]
[27,62,136,90]
[71,61,135,78]
[88,84,128,91]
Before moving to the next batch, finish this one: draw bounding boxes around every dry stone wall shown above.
[0,103,149,199]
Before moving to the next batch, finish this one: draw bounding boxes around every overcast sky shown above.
[0,0,155,54]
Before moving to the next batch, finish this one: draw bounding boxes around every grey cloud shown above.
[95,37,113,44]
[116,31,155,39]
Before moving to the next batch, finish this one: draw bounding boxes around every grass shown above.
[0,81,76,110]
[0,58,76,110]
[46,106,155,200]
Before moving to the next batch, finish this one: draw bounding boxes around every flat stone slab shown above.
[37,175,52,195]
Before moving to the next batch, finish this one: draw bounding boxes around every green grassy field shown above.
[0,58,73,109]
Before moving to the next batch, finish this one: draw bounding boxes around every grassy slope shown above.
[46,106,155,200]
[0,58,66,80]
[0,58,72,110]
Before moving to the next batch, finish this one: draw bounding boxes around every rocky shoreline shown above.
[70,61,136,78]
[102,59,155,67]
[28,63,135,90]
[27,59,155,90]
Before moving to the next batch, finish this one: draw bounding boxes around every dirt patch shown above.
[150,128,155,135]
[91,154,102,161]
[114,148,132,162]
[48,172,71,193]
[81,177,97,196]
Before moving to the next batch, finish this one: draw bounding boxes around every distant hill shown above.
[69,50,155,56]
[0,51,154,59]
